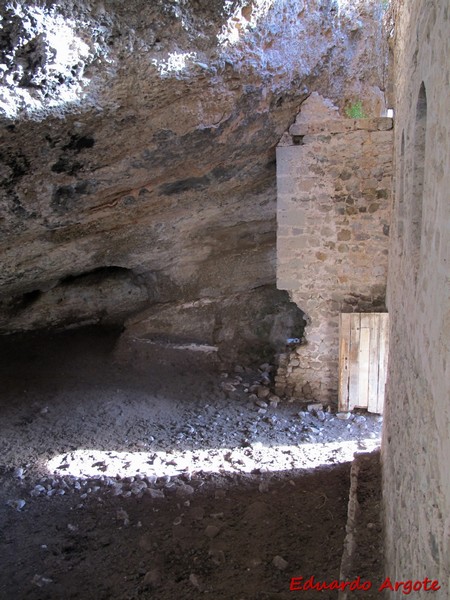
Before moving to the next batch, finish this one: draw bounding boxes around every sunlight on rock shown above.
[152,51,198,76]
[0,2,109,118]
[217,0,275,46]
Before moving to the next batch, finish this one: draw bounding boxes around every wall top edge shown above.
[288,117,393,137]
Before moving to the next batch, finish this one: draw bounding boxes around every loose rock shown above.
[143,569,161,588]
[14,467,24,480]
[31,574,53,587]
[190,506,205,520]
[315,410,326,421]
[8,499,26,511]
[116,509,130,526]
[205,525,221,538]
[209,548,225,565]
[176,484,194,498]
[307,403,323,413]
[148,489,165,499]
[272,555,288,570]
[336,412,352,420]
[189,573,202,589]
[256,386,271,399]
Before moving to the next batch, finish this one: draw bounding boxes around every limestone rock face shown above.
[0,0,389,359]
[0,266,149,330]
[120,285,306,364]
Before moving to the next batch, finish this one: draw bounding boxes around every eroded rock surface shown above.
[0,0,390,360]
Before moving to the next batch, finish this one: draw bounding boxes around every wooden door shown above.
[338,313,389,414]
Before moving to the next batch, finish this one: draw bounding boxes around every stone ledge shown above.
[338,450,383,600]
[289,117,393,136]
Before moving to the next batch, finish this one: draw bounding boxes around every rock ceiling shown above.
[0,0,389,359]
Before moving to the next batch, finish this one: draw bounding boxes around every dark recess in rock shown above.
[51,156,83,175]
[0,150,29,183]
[63,135,95,152]
[51,180,91,213]
[210,165,241,181]
[13,289,43,312]
[160,176,210,195]
[60,266,135,287]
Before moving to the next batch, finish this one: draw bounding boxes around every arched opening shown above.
[397,130,406,242]
[411,82,427,282]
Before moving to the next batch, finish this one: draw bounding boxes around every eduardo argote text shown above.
[290,575,441,595]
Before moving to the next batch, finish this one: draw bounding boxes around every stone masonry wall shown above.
[275,94,393,403]
[382,0,450,596]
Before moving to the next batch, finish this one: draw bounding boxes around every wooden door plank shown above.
[376,313,390,414]
[367,313,381,413]
[348,313,361,411]
[357,314,371,408]
[338,313,351,412]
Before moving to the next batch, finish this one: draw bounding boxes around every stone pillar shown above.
[276,93,393,404]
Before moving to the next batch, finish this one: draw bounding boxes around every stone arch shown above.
[397,130,406,241]
[411,82,427,282]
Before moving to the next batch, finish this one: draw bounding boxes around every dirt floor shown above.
[0,327,384,599]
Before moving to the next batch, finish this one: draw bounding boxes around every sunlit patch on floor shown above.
[47,439,381,479]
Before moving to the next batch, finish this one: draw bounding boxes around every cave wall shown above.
[116,285,306,367]
[0,0,390,362]
[275,93,393,403]
[382,0,450,594]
